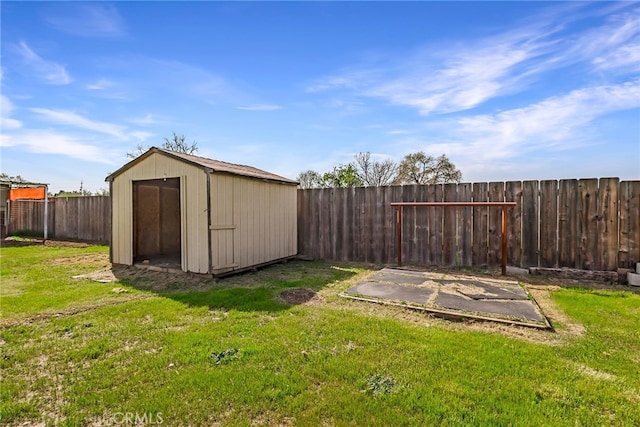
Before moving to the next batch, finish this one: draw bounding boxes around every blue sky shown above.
[1,1,639,193]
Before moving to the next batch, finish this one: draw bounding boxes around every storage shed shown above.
[105,147,298,275]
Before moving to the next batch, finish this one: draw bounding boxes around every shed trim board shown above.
[107,148,298,275]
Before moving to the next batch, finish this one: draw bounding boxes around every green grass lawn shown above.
[1,245,639,426]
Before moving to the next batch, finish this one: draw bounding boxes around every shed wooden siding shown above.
[111,152,209,273]
[210,174,297,274]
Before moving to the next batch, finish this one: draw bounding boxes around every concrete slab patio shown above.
[342,268,550,329]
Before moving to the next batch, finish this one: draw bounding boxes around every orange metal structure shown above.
[9,187,46,201]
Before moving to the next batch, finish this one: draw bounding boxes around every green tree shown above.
[321,164,363,188]
[127,132,198,159]
[395,152,461,185]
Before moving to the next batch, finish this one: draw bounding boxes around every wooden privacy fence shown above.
[7,196,110,243]
[297,179,640,271]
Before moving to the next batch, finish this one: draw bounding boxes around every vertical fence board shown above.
[505,181,522,267]
[391,186,403,264]
[329,188,339,260]
[578,179,598,270]
[364,186,376,263]
[458,183,473,266]
[297,189,306,256]
[558,180,578,268]
[443,183,458,266]
[428,184,443,265]
[539,180,558,268]
[344,187,355,262]
[488,182,505,266]
[308,189,320,259]
[78,198,89,241]
[354,187,367,262]
[597,178,619,271]
[381,186,394,263]
[619,181,640,268]
[333,188,345,262]
[414,184,428,265]
[521,181,539,267]
[402,185,417,264]
[55,197,69,239]
[472,182,489,266]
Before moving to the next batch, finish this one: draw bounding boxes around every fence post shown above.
[44,188,49,240]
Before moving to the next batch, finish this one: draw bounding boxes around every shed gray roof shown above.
[106,147,298,185]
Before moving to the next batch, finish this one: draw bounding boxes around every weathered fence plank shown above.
[522,181,539,267]
[488,182,505,266]
[558,180,578,268]
[540,180,558,268]
[472,182,489,266]
[578,179,598,270]
[505,181,522,267]
[443,183,458,266]
[402,185,417,264]
[597,178,619,271]
[415,184,428,265]
[618,181,640,269]
[458,182,473,266]
[428,184,443,266]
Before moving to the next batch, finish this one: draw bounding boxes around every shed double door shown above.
[133,178,181,263]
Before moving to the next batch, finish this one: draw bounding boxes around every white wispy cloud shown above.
[43,4,125,37]
[86,78,116,90]
[0,131,116,165]
[309,3,639,116]
[410,79,640,174]
[1,95,23,130]
[30,108,126,138]
[129,131,155,142]
[13,41,71,85]
[236,104,282,111]
[85,78,130,100]
[28,108,156,144]
[128,113,156,125]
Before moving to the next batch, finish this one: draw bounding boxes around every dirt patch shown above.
[1,238,99,248]
[111,265,218,292]
[1,237,44,247]
[527,285,586,338]
[280,288,319,305]
[72,269,117,283]
[44,240,94,248]
[50,253,109,266]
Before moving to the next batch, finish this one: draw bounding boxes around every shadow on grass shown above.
[112,260,360,313]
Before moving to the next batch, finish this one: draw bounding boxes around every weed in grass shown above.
[211,348,240,365]
[363,373,397,396]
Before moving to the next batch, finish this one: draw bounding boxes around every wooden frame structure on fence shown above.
[391,202,517,275]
